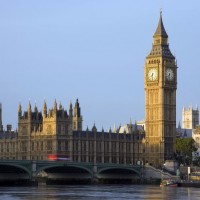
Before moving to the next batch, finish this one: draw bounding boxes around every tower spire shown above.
[53,99,57,111]
[148,11,174,58]
[74,99,80,117]
[28,101,32,118]
[69,101,73,117]
[28,101,31,113]
[153,11,168,38]
[43,99,47,117]
[18,102,22,117]
[34,101,38,112]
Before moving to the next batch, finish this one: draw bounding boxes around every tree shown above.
[175,138,197,165]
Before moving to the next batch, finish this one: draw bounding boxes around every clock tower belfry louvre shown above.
[144,12,177,166]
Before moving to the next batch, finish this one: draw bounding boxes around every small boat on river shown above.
[160,179,178,187]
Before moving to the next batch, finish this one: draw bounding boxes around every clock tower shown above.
[144,12,177,166]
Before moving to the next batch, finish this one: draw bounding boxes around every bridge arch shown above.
[98,166,141,176]
[97,166,141,181]
[0,163,31,180]
[37,164,93,176]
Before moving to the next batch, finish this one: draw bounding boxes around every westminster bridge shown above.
[0,160,143,184]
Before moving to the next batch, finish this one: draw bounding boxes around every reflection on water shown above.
[0,185,200,200]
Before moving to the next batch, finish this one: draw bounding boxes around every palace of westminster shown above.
[1,13,200,167]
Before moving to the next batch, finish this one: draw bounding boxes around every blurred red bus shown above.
[48,154,71,161]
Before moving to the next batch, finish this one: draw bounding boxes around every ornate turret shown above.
[129,118,133,133]
[28,101,32,118]
[53,99,57,113]
[182,105,199,129]
[134,120,138,131]
[59,102,62,110]
[18,103,22,118]
[74,99,80,117]
[92,123,97,133]
[72,99,82,131]
[43,99,47,117]
[34,102,38,113]
[113,123,117,133]
[69,101,73,118]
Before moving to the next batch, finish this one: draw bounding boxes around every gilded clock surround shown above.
[165,68,174,81]
[148,68,158,81]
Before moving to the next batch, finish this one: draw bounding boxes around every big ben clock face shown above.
[166,68,174,81]
[148,68,158,81]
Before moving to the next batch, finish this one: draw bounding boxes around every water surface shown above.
[0,185,199,200]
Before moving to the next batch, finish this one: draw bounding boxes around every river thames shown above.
[0,185,200,200]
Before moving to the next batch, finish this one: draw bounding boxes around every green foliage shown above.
[175,138,197,165]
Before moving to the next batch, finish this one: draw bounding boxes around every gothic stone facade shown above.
[17,99,82,160]
[182,106,199,129]
[0,100,145,164]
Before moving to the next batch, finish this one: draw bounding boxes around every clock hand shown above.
[151,73,154,80]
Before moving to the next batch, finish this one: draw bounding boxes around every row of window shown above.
[148,59,160,64]
[72,141,141,153]
[72,155,134,164]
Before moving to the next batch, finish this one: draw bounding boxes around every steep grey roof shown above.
[147,12,175,58]
[148,45,174,58]
[154,13,168,38]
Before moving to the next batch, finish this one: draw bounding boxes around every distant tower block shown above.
[182,106,199,129]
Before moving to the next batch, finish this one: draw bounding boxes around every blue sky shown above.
[0,0,200,130]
